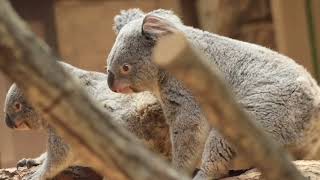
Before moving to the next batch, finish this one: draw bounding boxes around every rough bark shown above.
[153,33,305,180]
[0,1,188,180]
[0,166,103,180]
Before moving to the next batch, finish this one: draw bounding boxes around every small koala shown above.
[4,62,171,180]
[106,9,320,179]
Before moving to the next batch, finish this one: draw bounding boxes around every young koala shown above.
[4,62,171,180]
[106,9,320,179]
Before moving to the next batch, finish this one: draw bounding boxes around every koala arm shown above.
[170,111,210,174]
[24,128,72,180]
[194,129,236,180]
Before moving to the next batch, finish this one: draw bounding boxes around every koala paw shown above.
[17,158,41,169]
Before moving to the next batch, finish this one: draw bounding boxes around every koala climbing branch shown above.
[0,1,189,180]
[153,32,306,180]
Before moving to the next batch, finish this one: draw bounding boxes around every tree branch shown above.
[0,1,188,180]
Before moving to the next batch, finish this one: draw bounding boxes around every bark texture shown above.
[0,166,103,180]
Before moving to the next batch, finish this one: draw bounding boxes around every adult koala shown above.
[106,9,320,179]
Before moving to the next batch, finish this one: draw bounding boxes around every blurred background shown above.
[0,0,319,168]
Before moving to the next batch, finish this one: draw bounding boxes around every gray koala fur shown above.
[106,9,320,179]
[4,62,170,180]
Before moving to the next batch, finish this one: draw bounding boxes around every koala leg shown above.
[171,116,210,174]
[17,152,47,169]
[193,130,234,180]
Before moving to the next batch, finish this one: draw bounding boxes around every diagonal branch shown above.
[0,1,188,180]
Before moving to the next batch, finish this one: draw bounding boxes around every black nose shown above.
[5,113,16,129]
[107,70,115,90]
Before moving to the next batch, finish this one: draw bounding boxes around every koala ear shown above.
[142,15,178,40]
[113,8,144,34]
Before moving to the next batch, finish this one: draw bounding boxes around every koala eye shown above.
[14,102,22,112]
[120,63,131,74]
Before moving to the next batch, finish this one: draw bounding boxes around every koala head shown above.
[4,84,45,130]
[107,9,182,94]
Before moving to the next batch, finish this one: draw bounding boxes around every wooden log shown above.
[153,32,305,180]
[1,160,319,180]
[222,161,320,180]
[0,166,103,180]
[0,1,188,180]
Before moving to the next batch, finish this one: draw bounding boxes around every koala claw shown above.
[17,158,41,169]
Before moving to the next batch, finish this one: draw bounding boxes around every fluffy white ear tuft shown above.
[113,8,144,34]
[142,15,178,40]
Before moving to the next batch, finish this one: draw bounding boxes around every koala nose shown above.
[5,113,16,129]
[107,70,115,91]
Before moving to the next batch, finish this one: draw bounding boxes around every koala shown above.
[106,9,320,179]
[4,62,171,180]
